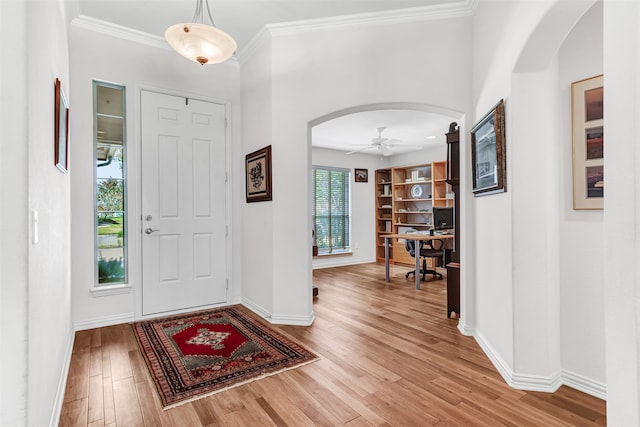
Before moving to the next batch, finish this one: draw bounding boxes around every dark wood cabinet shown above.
[445,123,460,318]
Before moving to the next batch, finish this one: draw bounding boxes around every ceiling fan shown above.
[346,126,401,157]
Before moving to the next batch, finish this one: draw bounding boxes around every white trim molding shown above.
[474,331,607,400]
[49,328,75,427]
[242,298,315,326]
[270,312,315,327]
[266,1,475,38]
[74,312,135,331]
[71,15,169,50]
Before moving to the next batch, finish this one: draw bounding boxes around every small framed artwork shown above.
[245,145,272,203]
[54,78,69,173]
[471,99,506,196]
[572,75,603,209]
[354,168,368,183]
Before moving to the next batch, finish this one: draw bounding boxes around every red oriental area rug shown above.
[132,306,318,408]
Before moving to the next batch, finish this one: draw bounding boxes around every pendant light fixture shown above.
[165,0,237,65]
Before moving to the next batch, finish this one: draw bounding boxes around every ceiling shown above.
[312,110,453,156]
[76,0,460,157]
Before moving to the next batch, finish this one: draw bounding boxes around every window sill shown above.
[90,284,132,297]
[314,251,353,259]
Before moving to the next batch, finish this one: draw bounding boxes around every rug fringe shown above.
[162,356,320,410]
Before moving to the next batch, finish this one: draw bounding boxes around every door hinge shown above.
[186,97,189,106]
[225,172,228,183]
[226,279,229,291]
[225,117,227,128]
[225,225,228,237]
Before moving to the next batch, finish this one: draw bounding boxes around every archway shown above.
[307,101,465,311]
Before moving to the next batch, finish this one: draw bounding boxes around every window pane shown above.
[312,166,350,254]
[97,212,125,283]
[96,146,124,179]
[94,81,127,286]
[97,178,124,212]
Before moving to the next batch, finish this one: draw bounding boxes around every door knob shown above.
[145,228,159,235]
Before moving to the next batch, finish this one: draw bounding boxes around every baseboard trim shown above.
[562,369,606,400]
[241,298,315,326]
[49,327,75,427]
[457,319,474,336]
[270,312,315,326]
[74,312,135,331]
[312,258,376,269]
[473,331,606,399]
[241,298,272,321]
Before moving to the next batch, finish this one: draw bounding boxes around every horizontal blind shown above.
[312,166,350,254]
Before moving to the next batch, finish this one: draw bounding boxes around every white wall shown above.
[388,145,447,169]
[557,1,605,388]
[311,148,383,269]
[471,0,605,396]
[0,2,29,425]
[603,0,640,423]
[69,24,242,328]
[240,34,275,316]
[1,1,75,425]
[26,2,75,425]
[240,12,473,324]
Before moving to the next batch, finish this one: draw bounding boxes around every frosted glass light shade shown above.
[165,23,237,65]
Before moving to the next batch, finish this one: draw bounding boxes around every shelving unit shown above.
[375,161,453,266]
[375,169,393,263]
[432,161,454,208]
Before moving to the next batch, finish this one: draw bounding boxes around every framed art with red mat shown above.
[132,306,318,408]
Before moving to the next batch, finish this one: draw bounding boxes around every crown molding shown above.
[71,15,170,50]
[239,0,475,61]
[71,15,240,66]
[265,0,475,37]
[73,0,477,66]
[236,26,272,65]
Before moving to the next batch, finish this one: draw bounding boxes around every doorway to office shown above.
[308,102,466,314]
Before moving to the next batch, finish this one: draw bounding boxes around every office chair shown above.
[405,238,445,281]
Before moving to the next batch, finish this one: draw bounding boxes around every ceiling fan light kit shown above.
[165,0,237,65]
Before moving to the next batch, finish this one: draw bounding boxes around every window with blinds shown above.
[312,166,351,254]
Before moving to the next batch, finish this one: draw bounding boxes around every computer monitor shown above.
[433,207,454,231]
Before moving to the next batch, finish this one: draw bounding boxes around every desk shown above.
[384,233,454,289]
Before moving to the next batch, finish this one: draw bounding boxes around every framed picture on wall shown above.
[572,74,603,209]
[54,78,69,173]
[470,99,506,196]
[354,168,368,182]
[245,145,272,202]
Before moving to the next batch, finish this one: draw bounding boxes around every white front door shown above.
[141,90,227,315]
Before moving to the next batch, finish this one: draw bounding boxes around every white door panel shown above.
[141,91,227,315]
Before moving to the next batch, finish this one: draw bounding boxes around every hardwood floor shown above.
[59,263,606,426]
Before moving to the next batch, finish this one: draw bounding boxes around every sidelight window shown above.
[94,81,127,286]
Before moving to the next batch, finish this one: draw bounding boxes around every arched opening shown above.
[307,101,464,310]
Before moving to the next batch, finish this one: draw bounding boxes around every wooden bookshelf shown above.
[375,161,452,265]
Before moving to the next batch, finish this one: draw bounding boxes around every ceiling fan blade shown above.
[345,146,375,155]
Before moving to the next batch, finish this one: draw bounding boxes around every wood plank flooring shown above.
[59,263,606,426]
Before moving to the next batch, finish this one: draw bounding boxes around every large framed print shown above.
[245,145,272,203]
[572,75,603,209]
[471,99,506,196]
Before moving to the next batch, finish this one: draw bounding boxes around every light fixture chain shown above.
[191,0,203,24]
[204,0,216,27]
